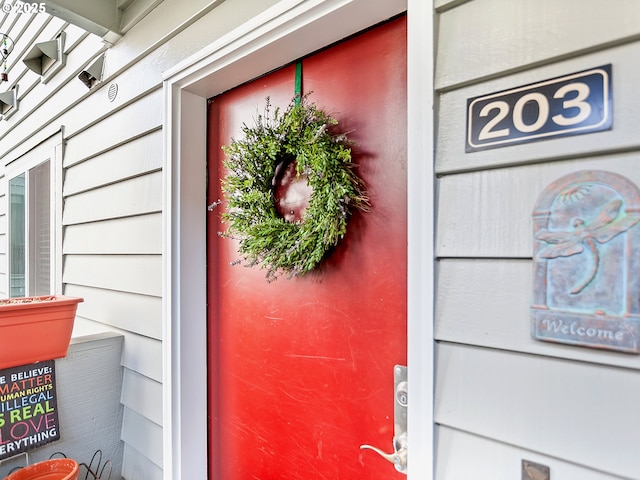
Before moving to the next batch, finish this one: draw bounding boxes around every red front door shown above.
[207,17,407,479]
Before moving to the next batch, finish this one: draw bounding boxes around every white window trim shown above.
[4,133,64,297]
[162,1,434,479]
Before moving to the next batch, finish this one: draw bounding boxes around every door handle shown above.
[360,365,407,474]
[360,432,407,473]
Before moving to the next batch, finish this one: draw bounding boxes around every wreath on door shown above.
[218,94,369,281]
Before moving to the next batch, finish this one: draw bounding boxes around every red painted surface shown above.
[207,17,407,479]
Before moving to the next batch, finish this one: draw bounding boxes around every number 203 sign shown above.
[466,64,612,152]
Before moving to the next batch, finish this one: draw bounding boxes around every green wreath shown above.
[219,94,369,281]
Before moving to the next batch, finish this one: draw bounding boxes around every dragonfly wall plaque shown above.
[531,171,640,353]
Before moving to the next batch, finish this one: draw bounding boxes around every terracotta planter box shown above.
[0,295,83,370]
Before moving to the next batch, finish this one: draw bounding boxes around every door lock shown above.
[360,365,408,474]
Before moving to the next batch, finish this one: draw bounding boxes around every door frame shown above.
[161,1,434,479]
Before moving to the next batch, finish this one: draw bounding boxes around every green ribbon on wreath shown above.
[294,61,302,105]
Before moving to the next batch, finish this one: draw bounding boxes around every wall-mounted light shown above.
[0,85,18,117]
[23,32,66,82]
[78,54,105,89]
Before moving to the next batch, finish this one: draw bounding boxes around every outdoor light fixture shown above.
[23,32,66,82]
[0,85,18,117]
[78,54,105,89]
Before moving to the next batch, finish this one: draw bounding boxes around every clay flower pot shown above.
[0,295,83,370]
[4,458,79,480]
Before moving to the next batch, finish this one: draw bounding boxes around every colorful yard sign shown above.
[0,360,60,459]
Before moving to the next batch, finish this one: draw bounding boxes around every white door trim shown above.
[162,1,434,478]
[406,2,435,477]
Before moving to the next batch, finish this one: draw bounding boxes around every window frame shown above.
[5,137,63,298]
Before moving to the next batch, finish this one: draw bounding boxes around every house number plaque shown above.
[466,65,612,152]
[531,171,640,353]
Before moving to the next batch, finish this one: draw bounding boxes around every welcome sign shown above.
[531,171,640,353]
[0,360,60,459]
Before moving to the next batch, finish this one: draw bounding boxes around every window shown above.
[6,136,61,298]
[9,161,51,297]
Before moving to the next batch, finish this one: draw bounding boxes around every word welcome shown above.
[540,317,626,341]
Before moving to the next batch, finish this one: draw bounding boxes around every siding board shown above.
[435,343,640,479]
[435,258,640,370]
[61,22,90,52]
[436,42,640,174]
[63,89,163,166]
[436,0,640,91]
[119,332,163,382]
[66,283,162,339]
[122,444,163,480]
[64,130,163,195]
[64,213,162,255]
[121,407,163,468]
[63,171,162,225]
[64,254,162,296]
[71,319,163,383]
[121,369,163,426]
[436,152,640,258]
[436,426,629,480]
